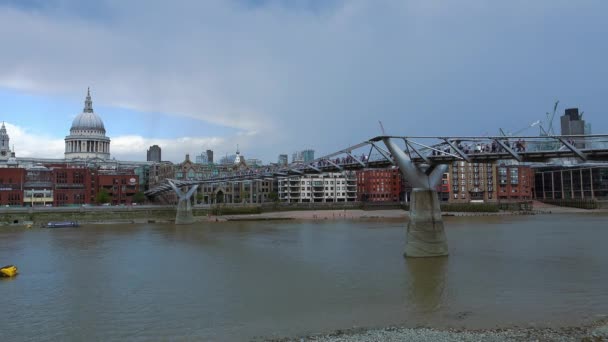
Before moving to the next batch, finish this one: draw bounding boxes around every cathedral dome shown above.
[65,88,111,160]
[71,112,105,132]
[70,88,106,134]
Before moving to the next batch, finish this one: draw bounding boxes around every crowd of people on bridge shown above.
[314,154,368,168]
[431,139,528,157]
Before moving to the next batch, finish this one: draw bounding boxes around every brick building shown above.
[0,168,25,206]
[496,164,534,201]
[356,168,404,202]
[97,173,139,205]
[52,166,93,206]
[447,161,534,203]
[448,161,496,203]
[24,165,54,206]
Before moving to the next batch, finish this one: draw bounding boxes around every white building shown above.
[64,88,111,160]
[278,172,357,203]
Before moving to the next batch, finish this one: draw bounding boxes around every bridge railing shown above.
[146,134,608,197]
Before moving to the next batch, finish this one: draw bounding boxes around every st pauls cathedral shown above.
[64,88,111,160]
[2,88,120,165]
[0,88,145,207]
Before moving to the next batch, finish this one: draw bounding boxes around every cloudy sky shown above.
[0,0,606,163]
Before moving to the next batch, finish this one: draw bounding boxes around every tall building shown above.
[0,122,14,161]
[560,108,585,135]
[292,149,315,164]
[278,154,288,166]
[65,88,111,160]
[195,153,208,164]
[147,145,161,162]
[302,149,315,163]
[560,108,587,148]
[195,149,214,164]
[219,154,237,165]
[292,151,303,163]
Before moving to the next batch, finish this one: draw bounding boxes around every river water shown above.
[1,213,607,341]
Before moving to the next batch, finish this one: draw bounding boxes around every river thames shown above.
[1,213,607,341]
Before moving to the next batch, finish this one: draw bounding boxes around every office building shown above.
[147,145,161,162]
[278,154,288,166]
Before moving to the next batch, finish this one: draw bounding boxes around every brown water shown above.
[1,213,608,341]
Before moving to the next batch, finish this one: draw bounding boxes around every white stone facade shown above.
[278,172,357,203]
[65,88,111,160]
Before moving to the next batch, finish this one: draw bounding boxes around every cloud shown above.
[0,0,607,163]
[111,135,226,162]
[6,122,228,162]
[5,122,65,158]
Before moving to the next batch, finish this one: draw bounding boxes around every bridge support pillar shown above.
[405,189,448,257]
[382,137,449,258]
[168,181,199,225]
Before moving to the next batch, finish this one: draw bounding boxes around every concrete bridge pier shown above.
[406,188,448,257]
[168,180,199,225]
[382,138,448,257]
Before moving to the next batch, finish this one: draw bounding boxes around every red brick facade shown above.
[0,166,139,206]
[496,164,534,201]
[0,168,25,206]
[97,174,139,205]
[356,168,403,202]
[53,167,93,206]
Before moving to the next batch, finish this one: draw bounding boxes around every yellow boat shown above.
[0,265,18,277]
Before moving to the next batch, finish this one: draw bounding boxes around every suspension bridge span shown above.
[145,134,608,257]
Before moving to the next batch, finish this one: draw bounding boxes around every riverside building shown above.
[534,164,608,200]
[278,172,357,203]
[356,168,405,202]
[446,161,534,203]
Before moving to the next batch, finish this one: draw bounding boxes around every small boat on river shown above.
[46,221,79,228]
[1,265,18,277]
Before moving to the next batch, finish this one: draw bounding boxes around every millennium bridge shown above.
[145,134,608,257]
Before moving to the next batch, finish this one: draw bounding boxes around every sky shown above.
[0,0,607,163]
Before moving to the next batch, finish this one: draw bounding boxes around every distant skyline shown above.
[0,0,607,162]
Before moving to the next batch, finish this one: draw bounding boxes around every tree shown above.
[96,189,110,204]
[196,193,204,204]
[133,191,146,203]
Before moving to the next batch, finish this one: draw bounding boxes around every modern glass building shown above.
[534,165,608,200]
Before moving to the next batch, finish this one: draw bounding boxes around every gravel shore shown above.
[265,321,608,341]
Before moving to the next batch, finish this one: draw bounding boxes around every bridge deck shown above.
[146,134,608,197]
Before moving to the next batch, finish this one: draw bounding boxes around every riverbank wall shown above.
[0,201,545,226]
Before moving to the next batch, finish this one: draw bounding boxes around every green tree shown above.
[96,189,111,204]
[133,191,146,203]
[196,193,204,204]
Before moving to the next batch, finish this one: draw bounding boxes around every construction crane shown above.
[499,120,541,137]
[540,100,559,136]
